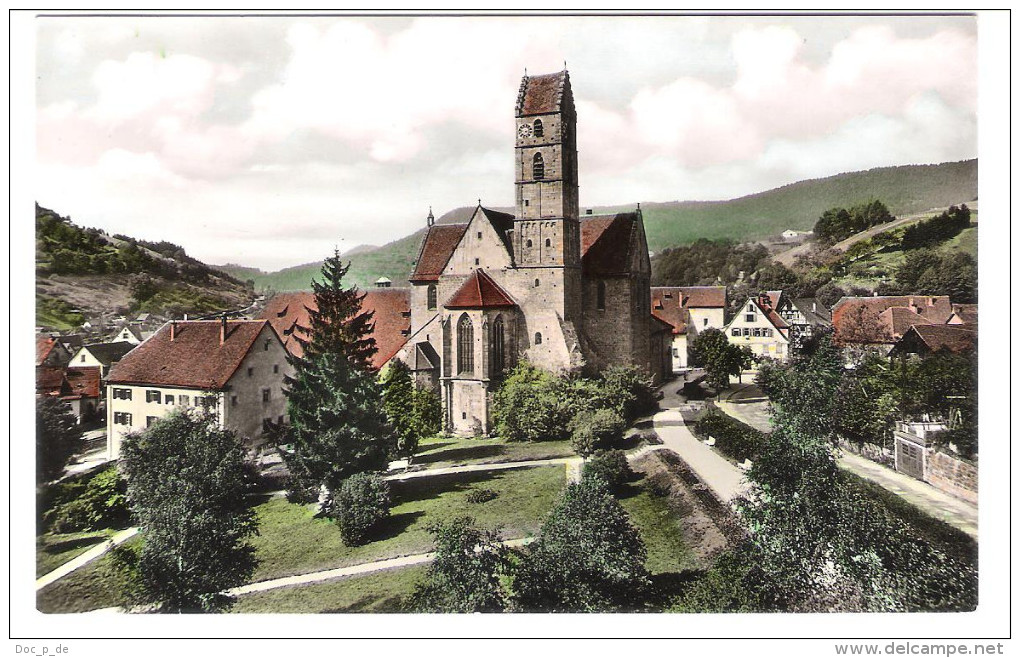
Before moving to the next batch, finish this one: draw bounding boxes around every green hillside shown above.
[228,160,977,292]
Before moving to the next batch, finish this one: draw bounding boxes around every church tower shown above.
[512,70,582,323]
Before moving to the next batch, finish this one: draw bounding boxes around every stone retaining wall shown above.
[925,450,978,505]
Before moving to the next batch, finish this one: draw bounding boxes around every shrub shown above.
[570,408,626,457]
[582,450,633,493]
[597,365,658,423]
[42,466,131,533]
[37,397,82,484]
[492,362,571,442]
[694,409,765,463]
[329,472,391,546]
[465,488,499,504]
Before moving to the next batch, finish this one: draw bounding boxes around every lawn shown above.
[231,565,427,614]
[411,435,575,469]
[249,465,566,582]
[620,483,695,575]
[36,536,139,614]
[36,529,115,577]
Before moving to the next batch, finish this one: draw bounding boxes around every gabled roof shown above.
[36,366,67,395]
[444,270,517,310]
[414,342,440,371]
[479,207,516,259]
[36,337,60,365]
[516,71,571,116]
[107,320,274,389]
[791,298,832,326]
[650,313,675,335]
[410,223,470,283]
[754,292,789,330]
[650,287,687,335]
[80,341,135,366]
[257,289,411,370]
[580,213,639,276]
[63,367,101,399]
[948,303,978,326]
[831,296,954,345]
[890,324,977,356]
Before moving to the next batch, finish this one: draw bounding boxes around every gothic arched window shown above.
[597,280,606,310]
[491,315,505,378]
[533,119,544,137]
[427,284,437,310]
[457,313,474,375]
[534,332,543,345]
[532,153,545,180]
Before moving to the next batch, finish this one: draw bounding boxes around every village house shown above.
[36,365,102,424]
[389,70,667,435]
[36,336,72,368]
[67,341,136,378]
[947,303,978,327]
[774,295,832,352]
[650,286,727,371]
[889,323,977,358]
[831,295,954,354]
[105,319,294,459]
[724,291,791,361]
[112,324,148,345]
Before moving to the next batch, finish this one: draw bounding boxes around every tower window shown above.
[457,313,474,375]
[526,239,533,248]
[533,119,544,137]
[597,280,606,310]
[532,153,545,180]
[534,278,540,287]
[534,332,543,345]
[427,284,437,310]
[545,238,551,247]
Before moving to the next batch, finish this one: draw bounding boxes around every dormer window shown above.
[533,119,544,137]
[533,153,545,180]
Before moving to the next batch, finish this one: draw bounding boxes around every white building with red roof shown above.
[724,291,792,361]
[105,318,294,458]
[651,286,727,371]
[397,70,668,435]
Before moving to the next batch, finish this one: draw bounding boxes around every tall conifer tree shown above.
[281,249,394,494]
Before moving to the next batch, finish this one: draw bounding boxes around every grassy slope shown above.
[36,529,115,578]
[238,160,977,292]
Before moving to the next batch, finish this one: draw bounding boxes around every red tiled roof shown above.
[831,296,953,345]
[410,224,469,282]
[36,337,58,366]
[650,287,687,335]
[107,320,273,389]
[650,313,675,335]
[517,71,570,116]
[444,270,517,310]
[361,288,412,369]
[891,324,977,356]
[258,290,411,370]
[580,213,638,276]
[36,366,67,396]
[680,286,726,309]
[949,303,978,326]
[260,292,315,357]
[64,366,101,399]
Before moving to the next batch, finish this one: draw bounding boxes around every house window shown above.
[731,328,740,337]
[180,395,189,406]
[232,395,238,407]
[146,416,158,428]
[457,313,474,375]
[427,284,437,310]
[597,280,606,310]
[476,231,482,239]
[247,367,254,377]
[533,119,544,137]
[113,412,132,425]
[745,313,755,323]
[672,348,679,357]
[80,354,86,362]
[743,328,751,337]
[273,364,279,374]
[165,395,175,405]
[532,153,545,180]
[262,389,271,403]
[491,315,505,378]
[703,318,708,327]
[112,388,132,400]
[765,328,773,337]
[146,390,161,404]
[534,332,543,345]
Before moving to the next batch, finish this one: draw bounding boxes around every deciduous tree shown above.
[36,397,82,484]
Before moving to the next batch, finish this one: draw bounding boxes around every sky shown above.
[34,13,978,272]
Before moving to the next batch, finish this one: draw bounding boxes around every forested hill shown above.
[219,159,977,292]
[36,204,253,330]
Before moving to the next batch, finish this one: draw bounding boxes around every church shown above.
[392,70,672,435]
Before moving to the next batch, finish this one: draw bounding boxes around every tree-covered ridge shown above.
[813,200,895,244]
[36,203,245,287]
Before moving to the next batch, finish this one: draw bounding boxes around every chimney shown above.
[170,320,177,342]
[812,301,817,313]
[220,315,227,345]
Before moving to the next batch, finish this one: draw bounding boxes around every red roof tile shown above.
[831,296,953,345]
[892,324,977,355]
[650,287,687,335]
[680,286,726,308]
[580,213,638,276]
[64,366,101,399]
[258,290,411,370]
[949,303,978,326]
[36,366,67,396]
[517,71,570,116]
[444,270,517,310]
[36,337,60,366]
[107,320,274,389]
[410,224,469,282]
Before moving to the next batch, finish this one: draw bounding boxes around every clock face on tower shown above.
[518,123,532,139]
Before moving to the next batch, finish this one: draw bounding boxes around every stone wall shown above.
[925,450,978,504]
